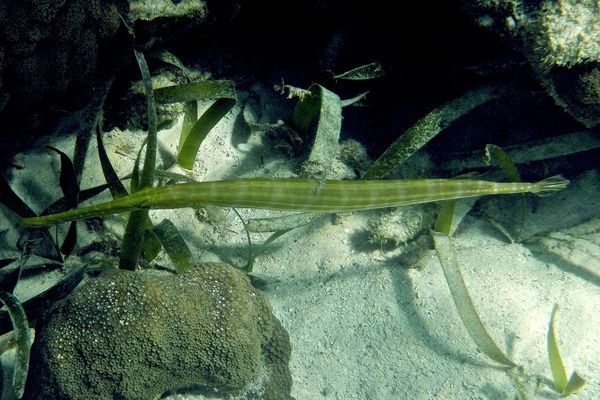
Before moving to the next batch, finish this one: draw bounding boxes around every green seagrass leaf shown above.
[434,200,455,236]
[181,100,198,150]
[484,143,526,241]
[154,79,237,170]
[46,146,79,210]
[154,50,193,79]
[340,91,369,107]
[0,174,36,218]
[291,84,321,134]
[485,144,521,183]
[44,147,80,258]
[96,125,128,199]
[291,84,342,180]
[141,227,162,262]
[42,182,117,217]
[151,219,192,274]
[0,267,84,337]
[245,227,295,273]
[130,137,147,194]
[119,210,148,271]
[562,372,586,397]
[120,50,157,271]
[431,230,516,367]
[134,50,157,191]
[333,61,386,80]
[246,213,325,233]
[154,80,236,104]
[59,221,77,258]
[548,305,567,392]
[0,260,20,294]
[0,291,31,399]
[547,304,585,397]
[362,85,512,180]
[177,97,237,169]
[250,228,294,269]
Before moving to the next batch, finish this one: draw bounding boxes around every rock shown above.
[23,263,293,400]
[462,0,600,127]
[0,0,131,146]
[127,0,210,47]
[129,0,208,22]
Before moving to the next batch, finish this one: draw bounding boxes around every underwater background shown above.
[0,1,599,399]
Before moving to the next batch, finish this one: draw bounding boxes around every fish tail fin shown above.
[531,175,569,196]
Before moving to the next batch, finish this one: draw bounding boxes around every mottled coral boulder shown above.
[24,263,293,400]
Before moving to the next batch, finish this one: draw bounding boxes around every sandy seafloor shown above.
[1,82,599,400]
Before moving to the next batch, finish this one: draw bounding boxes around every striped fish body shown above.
[137,178,552,212]
[19,176,569,227]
